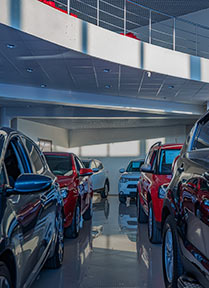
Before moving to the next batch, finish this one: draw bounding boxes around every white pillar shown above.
[0,108,11,128]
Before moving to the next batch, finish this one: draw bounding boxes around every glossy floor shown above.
[32,196,164,288]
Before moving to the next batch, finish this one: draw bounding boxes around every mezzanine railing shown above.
[39,0,209,59]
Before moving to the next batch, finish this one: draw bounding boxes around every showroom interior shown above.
[0,0,209,287]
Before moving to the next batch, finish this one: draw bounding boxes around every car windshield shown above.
[126,161,143,172]
[45,155,73,176]
[82,161,90,168]
[159,149,181,175]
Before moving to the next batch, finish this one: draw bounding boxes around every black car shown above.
[161,111,209,288]
[0,128,64,288]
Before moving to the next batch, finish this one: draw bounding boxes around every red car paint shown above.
[44,152,93,229]
[138,143,183,224]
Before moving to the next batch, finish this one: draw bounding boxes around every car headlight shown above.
[119,177,129,183]
[158,184,168,199]
[60,188,69,199]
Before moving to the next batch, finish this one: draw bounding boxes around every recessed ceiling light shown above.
[103,69,110,73]
[26,68,33,73]
[147,71,151,78]
[105,85,112,88]
[168,85,174,89]
[40,84,46,88]
[7,44,15,49]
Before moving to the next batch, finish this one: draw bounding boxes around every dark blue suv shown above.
[0,128,64,288]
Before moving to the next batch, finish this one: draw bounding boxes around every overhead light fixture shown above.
[7,44,15,49]
[105,85,111,89]
[172,110,193,115]
[168,85,174,89]
[40,84,46,88]
[147,71,151,78]
[103,69,110,73]
[26,68,33,73]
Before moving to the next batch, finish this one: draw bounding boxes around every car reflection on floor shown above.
[32,195,164,288]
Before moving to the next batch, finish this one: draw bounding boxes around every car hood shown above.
[121,172,140,178]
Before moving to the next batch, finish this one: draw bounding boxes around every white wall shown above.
[17,119,70,151]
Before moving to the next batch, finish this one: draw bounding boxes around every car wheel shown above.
[119,195,126,204]
[162,215,184,288]
[45,210,64,269]
[83,198,93,220]
[65,202,81,239]
[137,194,148,223]
[0,262,12,288]
[101,181,109,199]
[148,201,162,244]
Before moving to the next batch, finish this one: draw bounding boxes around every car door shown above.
[74,156,90,213]
[94,160,105,190]
[179,115,209,274]
[141,149,158,215]
[3,136,44,286]
[20,136,57,284]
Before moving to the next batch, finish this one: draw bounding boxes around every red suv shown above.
[44,152,93,238]
[137,142,183,243]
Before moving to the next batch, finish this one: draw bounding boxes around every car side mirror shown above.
[79,168,93,177]
[92,168,99,173]
[119,168,125,173]
[10,174,53,194]
[140,164,154,173]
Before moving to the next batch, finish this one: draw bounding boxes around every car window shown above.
[23,138,44,174]
[126,161,143,172]
[192,120,209,150]
[45,154,73,176]
[75,157,84,172]
[91,161,96,169]
[159,149,181,175]
[83,161,90,168]
[4,140,24,186]
[95,160,103,170]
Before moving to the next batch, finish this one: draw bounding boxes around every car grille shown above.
[127,178,138,182]
[127,184,137,189]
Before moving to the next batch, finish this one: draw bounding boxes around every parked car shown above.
[161,112,209,288]
[44,152,93,239]
[0,127,64,288]
[82,159,109,199]
[137,142,182,243]
[118,159,144,203]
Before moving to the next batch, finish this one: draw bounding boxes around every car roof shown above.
[44,152,73,156]
[152,143,183,151]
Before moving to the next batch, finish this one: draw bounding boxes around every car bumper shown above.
[118,183,138,197]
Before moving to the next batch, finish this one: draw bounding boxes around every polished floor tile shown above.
[32,196,164,288]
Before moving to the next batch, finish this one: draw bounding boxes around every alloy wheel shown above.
[164,227,174,283]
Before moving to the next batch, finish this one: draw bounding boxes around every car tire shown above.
[45,210,64,269]
[119,195,126,204]
[83,198,93,220]
[148,201,162,244]
[65,202,81,239]
[0,262,12,288]
[137,194,148,223]
[162,215,184,288]
[101,181,109,199]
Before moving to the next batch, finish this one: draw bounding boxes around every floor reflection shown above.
[32,195,164,288]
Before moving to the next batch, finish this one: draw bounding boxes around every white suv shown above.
[82,159,109,198]
[118,159,144,203]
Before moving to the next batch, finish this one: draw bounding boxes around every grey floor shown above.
[32,195,164,288]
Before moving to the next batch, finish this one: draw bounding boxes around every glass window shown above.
[126,161,144,172]
[75,157,84,172]
[45,154,73,176]
[159,149,181,175]
[95,160,103,170]
[193,120,209,150]
[24,138,44,174]
[91,161,96,169]
[82,160,90,168]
